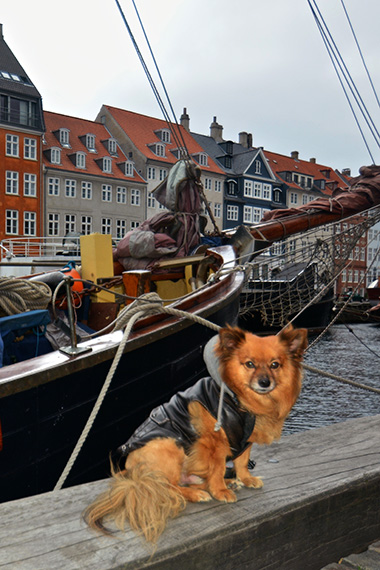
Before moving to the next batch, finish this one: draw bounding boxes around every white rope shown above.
[53,295,220,491]
[0,277,51,315]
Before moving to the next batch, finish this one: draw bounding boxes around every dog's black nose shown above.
[258,376,270,388]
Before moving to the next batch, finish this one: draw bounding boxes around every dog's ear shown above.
[216,326,246,361]
[278,324,308,360]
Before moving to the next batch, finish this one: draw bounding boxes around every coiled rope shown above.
[0,276,51,316]
[54,292,380,491]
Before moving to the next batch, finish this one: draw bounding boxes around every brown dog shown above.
[84,324,307,543]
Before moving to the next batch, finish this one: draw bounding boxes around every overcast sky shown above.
[2,0,380,176]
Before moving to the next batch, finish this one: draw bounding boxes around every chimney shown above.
[291,150,299,160]
[342,168,351,177]
[239,131,253,148]
[309,157,316,164]
[210,116,224,142]
[180,107,190,132]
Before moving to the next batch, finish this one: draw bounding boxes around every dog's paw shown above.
[241,475,264,489]
[212,488,237,503]
[226,478,244,490]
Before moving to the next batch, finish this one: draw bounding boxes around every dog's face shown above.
[215,324,308,420]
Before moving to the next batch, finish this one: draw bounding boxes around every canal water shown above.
[283,323,380,435]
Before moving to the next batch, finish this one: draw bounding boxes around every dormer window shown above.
[171,147,186,159]
[49,147,61,164]
[118,161,134,177]
[96,156,112,173]
[59,129,70,148]
[154,129,171,143]
[255,160,261,174]
[149,143,166,157]
[76,152,86,169]
[86,134,96,152]
[193,152,208,167]
[103,157,112,173]
[108,139,117,155]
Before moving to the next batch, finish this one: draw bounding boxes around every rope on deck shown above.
[0,277,51,316]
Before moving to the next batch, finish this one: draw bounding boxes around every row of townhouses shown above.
[0,24,377,296]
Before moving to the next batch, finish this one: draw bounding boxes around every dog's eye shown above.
[245,361,255,369]
[270,361,280,369]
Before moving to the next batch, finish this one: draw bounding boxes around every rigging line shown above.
[343,323,380,360]
[309,0,380,149]
[308,2,375,163]
[114,0,185,152]
[340,0,380,111]
[131,0,190,156]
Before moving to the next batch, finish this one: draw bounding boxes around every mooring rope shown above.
[303,363,380,394]
[53,294,220,491]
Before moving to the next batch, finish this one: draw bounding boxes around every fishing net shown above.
[239,205,380,328]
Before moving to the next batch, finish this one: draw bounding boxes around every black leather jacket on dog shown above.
[117,376,255,461]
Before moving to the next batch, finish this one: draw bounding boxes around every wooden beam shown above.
[0,415,379,569]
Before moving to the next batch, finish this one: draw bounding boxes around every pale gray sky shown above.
[2,0,380,175]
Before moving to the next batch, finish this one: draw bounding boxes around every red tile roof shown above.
[264,150,348,195]
[102,106,225,175]
[43,111,145,184]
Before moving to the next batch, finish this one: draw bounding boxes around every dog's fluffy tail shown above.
[83,463,186,543]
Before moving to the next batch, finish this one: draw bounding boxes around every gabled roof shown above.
[102,106,225,175]
[43,111,145,183]
[0,25,41,99]
[264,150,347,195]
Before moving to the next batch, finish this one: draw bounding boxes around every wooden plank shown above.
[0,415,379,570]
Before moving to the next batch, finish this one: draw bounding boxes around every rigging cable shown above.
[114,0,189,157]
[307,0,379,163]
[310,0,380,148]
[340,0,380,111]
[130,0,189,155]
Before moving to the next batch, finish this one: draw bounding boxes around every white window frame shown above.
[108,139,117,155]
[227,205,239,221]
[131,188,141,206]
[214,203,221,218]
[48,177,60,196]
[81,181,92,200]
[81,215,92,235]
[6,171,19,194]
[102,184,112,202]
[65,179,76,198]
[147,194,156,208]
[86,134,96,151]
[290,192,298,205]
[253,208,262,223]
[24,173,37,197]
[64,214,76,234]
[159,168,167,181]
[6,209,18,235]
[116,219,127,239]
[199,153,208,166]
[243,205,253,224]
[60,129,70,147]
[262,184,271,200]
[255,160,261,174]
[116,186,127,204]
[48,213,59,236]
[155,144,165,157]
[24,211,36,236]
[214,180,221,192]
[161,129,171,143]
[148,167,156,180]
[244,180,253,198]
[6,134,19,157]
[24,137,37,160]
[254,182,262,198]
[76,152,86,169]
[51,148,61,164]
[103,157,112,173]
[125,162,133,177]
[204,178,212,190]
[131,220,140,230]
[101,217,112,234]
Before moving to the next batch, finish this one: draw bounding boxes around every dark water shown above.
[283,323,380,435]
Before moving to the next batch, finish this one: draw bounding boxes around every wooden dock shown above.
[0,414,379,570]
